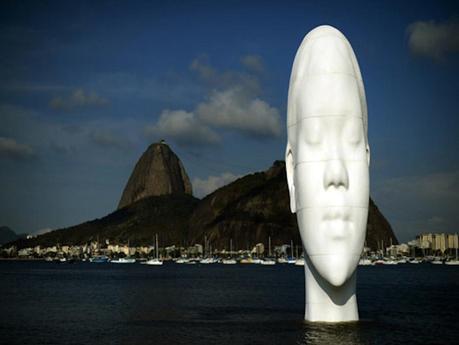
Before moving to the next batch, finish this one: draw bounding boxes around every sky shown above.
[0,0,458,242]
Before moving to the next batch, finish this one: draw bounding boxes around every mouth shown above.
[323,208,351,240]
[323,207,351,221]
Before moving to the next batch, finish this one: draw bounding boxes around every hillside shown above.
[8,161,397,251]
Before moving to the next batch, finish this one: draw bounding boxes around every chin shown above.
[309,253,358,287]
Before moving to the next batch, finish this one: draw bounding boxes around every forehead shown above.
[288,74,362,128]
[287,27,368,143]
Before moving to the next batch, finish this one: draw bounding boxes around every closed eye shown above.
[305,119,322,145]
[344,119,363,146]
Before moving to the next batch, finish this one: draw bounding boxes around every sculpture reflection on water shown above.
[285,25,370,322]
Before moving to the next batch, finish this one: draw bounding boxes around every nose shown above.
[323,159,349,190]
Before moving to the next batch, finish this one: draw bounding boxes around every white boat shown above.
[445,243,459,265]
[260,237,276,265]
[111,257,136,264]
[222,239,237,264]
[261,259,276,265]
[222,259,237,265]
[142,234,162,266]
[277,257,288,264]
[200,257,217,264]
[409,259,421,264]
[294,258,305,266]
[142,258,163,265]
[430,260,443,265]
[383,260,398,265]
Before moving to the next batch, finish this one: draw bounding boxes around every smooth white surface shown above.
[285,25,370,322]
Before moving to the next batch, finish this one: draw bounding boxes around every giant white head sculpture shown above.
[285,25,370,322]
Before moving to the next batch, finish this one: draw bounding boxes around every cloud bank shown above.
[145,110,220,146]
[147,56,281,146]
[407,19,459,60]
[0,137,34,160]
[192,172,241,198]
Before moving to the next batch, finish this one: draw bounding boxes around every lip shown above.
[323,207,350,221]
[322,209,352,240]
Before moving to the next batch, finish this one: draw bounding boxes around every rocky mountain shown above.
[188,161,398,250]
[7,156,398,251]
[118,142,192,209]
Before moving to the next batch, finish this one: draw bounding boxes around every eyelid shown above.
[305,120,321,144]
[344,120,362,145]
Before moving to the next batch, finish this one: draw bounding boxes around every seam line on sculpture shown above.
[299,72,361,80]
[295,159,367,165]
[287,115,363,128]
[296,205,368,212]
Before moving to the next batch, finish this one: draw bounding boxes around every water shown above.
[0,261,458,345]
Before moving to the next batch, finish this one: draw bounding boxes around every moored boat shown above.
[294,258,305,266]
[260,258,276,265]
[111,257,136,264]
[89,255,110,263]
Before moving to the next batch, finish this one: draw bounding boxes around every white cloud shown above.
[407,19,459,60]
[241,54,264,73]
[0,136,34,160]
[192,172,241,198]
[145,109,220,146]
[146,56,281,146]
[50,89,109,111]
[197,87,281,138]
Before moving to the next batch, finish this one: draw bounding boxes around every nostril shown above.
[323,159,349,190]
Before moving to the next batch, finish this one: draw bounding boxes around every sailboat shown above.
[445,237,459,265]
[200,236,217,264]
[222,239,237,264]
[111,240,136,263]
[143,234,163,265]
[261,236,276,265]
[287,240,296,264]
[294,244,304,265]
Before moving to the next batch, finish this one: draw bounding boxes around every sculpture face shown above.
[286,25,369,287]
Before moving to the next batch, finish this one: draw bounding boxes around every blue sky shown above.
[0,0,458,242]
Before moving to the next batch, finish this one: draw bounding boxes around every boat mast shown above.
[155,233,159,260]
[268,236,271,257]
